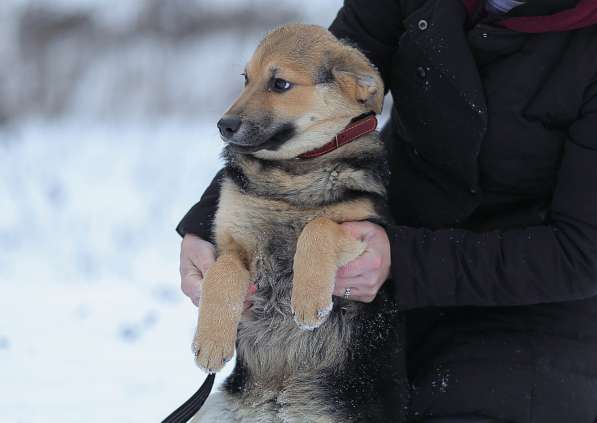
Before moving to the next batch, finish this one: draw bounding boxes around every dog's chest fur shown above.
[212,137,389,421]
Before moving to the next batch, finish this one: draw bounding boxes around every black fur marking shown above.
[223,357,249,394]
[341,190,386,206]
[342,156,390,188]
[315,65,334,84]
[349,111,376,123]
[226,122,296,154]
[326,285,408,422]
[249,156,307,176]
[224,163,249,193]
[257,123,296,151]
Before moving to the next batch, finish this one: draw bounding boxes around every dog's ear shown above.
[331,67,384,114]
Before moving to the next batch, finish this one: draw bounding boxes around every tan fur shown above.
[291,217,366,329]
[192,237,250,371]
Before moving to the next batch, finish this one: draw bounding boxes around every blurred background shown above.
[0,1,342,421]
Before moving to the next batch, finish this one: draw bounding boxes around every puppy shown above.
[191,24,407,423]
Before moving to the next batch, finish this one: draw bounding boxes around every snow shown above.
[0,119,236,423]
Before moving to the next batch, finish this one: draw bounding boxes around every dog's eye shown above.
[241,72,248,86]
[271,78,292,93]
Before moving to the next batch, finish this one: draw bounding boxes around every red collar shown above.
[297,114,378,159]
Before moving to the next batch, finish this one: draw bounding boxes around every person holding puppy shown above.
[178,1,597,422]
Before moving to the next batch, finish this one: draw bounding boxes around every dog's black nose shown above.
[217,116,242,138]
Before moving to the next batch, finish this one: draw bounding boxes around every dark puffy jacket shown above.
[177,1,597,421]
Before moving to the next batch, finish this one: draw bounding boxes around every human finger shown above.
[337,250,382,278]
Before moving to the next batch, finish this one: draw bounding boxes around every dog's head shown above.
[217,24,384,160]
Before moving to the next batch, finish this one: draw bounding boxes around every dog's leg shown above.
[192,237,250,372]
[291,217,366,330]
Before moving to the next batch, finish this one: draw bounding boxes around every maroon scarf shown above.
[462,0,597,32]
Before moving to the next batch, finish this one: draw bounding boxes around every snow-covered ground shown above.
[0,118,236,423]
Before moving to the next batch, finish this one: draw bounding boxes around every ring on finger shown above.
[343,287,353,299]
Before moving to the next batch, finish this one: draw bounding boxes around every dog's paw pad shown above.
[291,300,333,331]
[193,339,234,372]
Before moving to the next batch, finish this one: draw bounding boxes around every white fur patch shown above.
[189,392,237,423]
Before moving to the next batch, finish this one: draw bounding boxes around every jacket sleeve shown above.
[329,0,403,88]
[390,81,597,309]
[176,169,224,242]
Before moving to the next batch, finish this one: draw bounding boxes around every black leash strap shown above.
[162,373,216,423]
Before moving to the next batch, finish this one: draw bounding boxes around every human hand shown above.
[333,221,391,303]
[180,234,256,309]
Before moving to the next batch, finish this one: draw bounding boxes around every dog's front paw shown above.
[192,328,235,373]
[291,294,333,331]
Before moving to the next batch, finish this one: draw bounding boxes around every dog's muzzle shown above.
[217,116,242,139]
[218,118,297,154]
